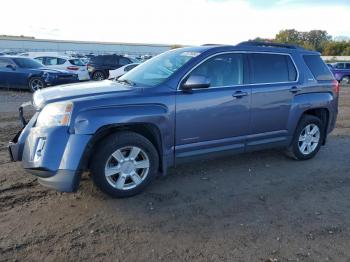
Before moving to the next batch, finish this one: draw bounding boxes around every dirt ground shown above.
[0,87,349,262]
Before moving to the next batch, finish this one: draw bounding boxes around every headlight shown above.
[33,91,45,109]
[36,101,73,127]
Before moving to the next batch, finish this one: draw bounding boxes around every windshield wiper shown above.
[116,79,135,86]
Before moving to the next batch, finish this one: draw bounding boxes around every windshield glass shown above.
[118,49,201,87]
[13,58,43,69]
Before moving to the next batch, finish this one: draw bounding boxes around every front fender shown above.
[72,104,174,172]
[73,104,169,135]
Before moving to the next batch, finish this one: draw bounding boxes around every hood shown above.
[33,80,134,108]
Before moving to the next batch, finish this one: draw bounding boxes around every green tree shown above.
[304,30,331,52]
[275,29,301,45]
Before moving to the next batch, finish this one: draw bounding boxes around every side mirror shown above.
[6,64,16,70]
[181,75,210,92]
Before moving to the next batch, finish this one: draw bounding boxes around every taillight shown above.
[333,80,340,94]
[67,66,79,71]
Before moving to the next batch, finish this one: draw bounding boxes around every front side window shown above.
[249,53,297,84]
[118,48,202,87]
[346,63,350,69]
[188,53,244,87]
[35,57,45,64]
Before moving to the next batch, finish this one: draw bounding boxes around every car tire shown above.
[28,77,45,93]
[90,132,159,198]
[340,76,350,85]
[286,115,324,160]
[92,71,106,81]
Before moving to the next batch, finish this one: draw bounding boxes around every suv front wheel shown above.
[90,132,159,198]
[287,115,324,160]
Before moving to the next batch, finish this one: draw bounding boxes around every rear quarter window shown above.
[303,55,334,81]
[69,59,85,66]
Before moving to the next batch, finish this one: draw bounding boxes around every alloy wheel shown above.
[104,146,150,190]
[298,124,320,155]
[30,79,44,91]
[93,72,105,80]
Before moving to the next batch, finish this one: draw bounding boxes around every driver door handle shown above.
[232,91,248,98]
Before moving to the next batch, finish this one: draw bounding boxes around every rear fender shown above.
[287,92,335,144]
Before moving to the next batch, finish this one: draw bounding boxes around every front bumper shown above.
[8,110,92,192]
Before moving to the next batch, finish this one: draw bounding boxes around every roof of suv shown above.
[198,41,319,55]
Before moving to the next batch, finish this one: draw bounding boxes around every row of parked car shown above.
[0,53,142,92]
[1,49,349,93]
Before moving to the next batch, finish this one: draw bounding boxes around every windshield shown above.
[118,49,201,87]
[13,58,43,69]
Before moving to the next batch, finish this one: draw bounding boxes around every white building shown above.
[0,36,172,57]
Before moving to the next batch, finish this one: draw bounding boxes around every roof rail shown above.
[201,44,225,46]
[237,41,303,50]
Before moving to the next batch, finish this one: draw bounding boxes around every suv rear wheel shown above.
[92,71,106,81]
[287,115,324,160]
[90,132,159,198]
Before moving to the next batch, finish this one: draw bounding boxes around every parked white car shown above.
[29,55,90,81]
[109,63,140,79]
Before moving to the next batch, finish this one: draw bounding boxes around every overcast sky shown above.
[1,0,349,45]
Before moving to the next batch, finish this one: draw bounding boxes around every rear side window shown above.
[334,63,345,69]
[249,53,297,84]
[104,55,117,64]
[0,58,14,68]
[124,64,138,71]
[303,55,334,81]
[119,57,131,66]
[69,59,85,66]
[91,56,103,64]
[45,57,66,66]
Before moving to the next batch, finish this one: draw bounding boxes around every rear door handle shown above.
[232,91,248,98]
[289,86,302,93]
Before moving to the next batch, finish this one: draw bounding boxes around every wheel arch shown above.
[295,107,330,146]
[78,123,164,174]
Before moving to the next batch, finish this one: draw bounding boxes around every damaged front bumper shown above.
[8,103,91,192]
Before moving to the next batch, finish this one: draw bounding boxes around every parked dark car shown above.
[87,54,132,80]
[9,42,339,198]
[0,56,78,92]
[328,62,350,84]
